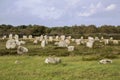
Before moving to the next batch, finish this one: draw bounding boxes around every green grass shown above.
[0,39,120,80]
[0,56,120,80]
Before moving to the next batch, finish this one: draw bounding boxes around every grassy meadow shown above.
[0,39,120,80]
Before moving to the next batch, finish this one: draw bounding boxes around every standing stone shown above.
[95,37,99,41]
[19,40,26,45]
[41,40,46,48]
[67,36,71,40]
[68,46,74,51]
[15,39,21,46]
[23,35,27,40]
[58,40,68,47]
[55,36,59,41]
[65,39,70,45]
[28,35,33,39]
[33,39,38,44]
[2,35,6,40]
[60,35,65,41]
[101,36,104,40]
[6,39,16,49]
[17,46,28,54]
[9,34,13,39]
[113,40,119,45]
[110,37,113,40]
[75,39,81,45]
[49,36,53,42]
[86,37,94,48]
[44,35,48,40]
[81,36,84,40]
[104,39,109,45]
[14,34,19,40]
[86,41,93,48]
[39,35,44,41]
[71,38,75,42]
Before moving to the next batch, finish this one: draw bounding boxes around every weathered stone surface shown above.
[41,40,46,48]
[17,46,28,54]
[58,40,68,47]
[99,59,112,64]
[6,39,16,49]
[68,46,74,51]
[45,57,61,64]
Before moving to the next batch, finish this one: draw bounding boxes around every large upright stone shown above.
[58,40,68,47]
[6,39,16,49]
[23,35,27,40]
[55,36,59,41]
[86,41,93,48]
[68,46,74,51]
[28,35,33,39]
[2,35,6,40]
[49,36,53,42]
[39,35,44,41]
[75,39,81,45]
[113,40,119,45]
[104,39,109,45]
[14,34,19,40]
[60,35,65,41]
[41,40,46,48]
[9,34,13,39]
[86,37,94,48]
[65,39,70,45]
[33,39,38,44]
[95,37,99,41]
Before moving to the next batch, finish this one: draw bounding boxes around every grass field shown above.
[0,56,120,80]
[0,39,120,80]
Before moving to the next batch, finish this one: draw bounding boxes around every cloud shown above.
[10,0,65,20]
[105,4,116,11]
[78,2,103,17]
[78,2,117,17]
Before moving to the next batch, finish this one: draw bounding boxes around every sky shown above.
[0,0,120,27]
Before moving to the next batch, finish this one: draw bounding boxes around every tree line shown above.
[0,24,120,39]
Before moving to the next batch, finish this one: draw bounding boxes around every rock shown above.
[95,37,99,41]
[2,35,6,40]
[41,40,46,48]
[86,41,94,48]
[45,57,61,64]
[65,39,70,45]
[15,40,21,46]
[104,39,109,45]
[39,35,44,41]
[58,40,68,47]
[60,35,65,41]
[19,41,26,45]
[33,39,38,44]
[75,39,81,45]
[23,35,27,40]
[17,46,28,54]
[99,59,112,64]
[55,36,59,41]
[15,60,22,64]
[49,36,53,42]
[28,35,33,39]
[6,39,16,49]
[14,34,19,40]
[68,46,74,51]
[113,40,119,45]
[9,34,13,39]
